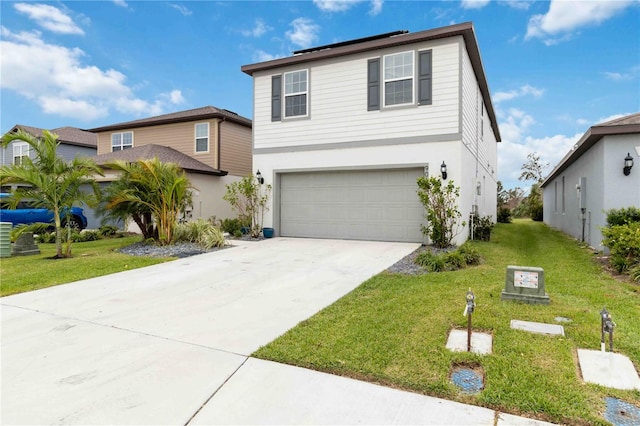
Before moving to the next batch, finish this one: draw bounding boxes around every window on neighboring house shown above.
[383,51,414,106]
[13,142,29,165]
[284,70,308,118]
[195,123,209,153]
[111,132,133,151]
[562,176,566,214]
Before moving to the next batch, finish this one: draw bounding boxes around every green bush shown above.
[76,230,101,242]
[629,262,640,282]
[497,207,512,223]
[606,206,640,226]
[219,218,243,236]
[173,219,228,249]
[531,204,543,221]
[414,243,482,273]
[99,225,119,237]
[458,243,481,266]
[470,215,494,241]
[36,232,56,243]
[601,222,640,272]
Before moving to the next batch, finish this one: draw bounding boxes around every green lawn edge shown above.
[252,220,640,425]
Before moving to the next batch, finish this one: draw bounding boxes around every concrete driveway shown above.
[1,238,420,425]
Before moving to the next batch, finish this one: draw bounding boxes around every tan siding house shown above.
[89,106,252,223]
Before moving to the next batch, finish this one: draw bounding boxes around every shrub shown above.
[36,232,56,243]
[415,251,446,272]
[531,204,543,222]
[76,230,101,242]
[606,207,640,226]
[201,226,227,249]
[601,223,640,272]
[443,251,466,270]
[220,218,243,236]
[458,243,481,266]
[416,176,464,248]
[173,219,228,249]
[629,262,640,282]
[470,215,494,241]
[99,225,119,237]
[497,207,512,223]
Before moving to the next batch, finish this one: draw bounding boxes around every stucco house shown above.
[541,113,640,252]
[241,22,500,244]
[88,106,252,222]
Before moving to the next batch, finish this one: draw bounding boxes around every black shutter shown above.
[271,75,282,121]
[367,58,380,111]
[418,50,432,105]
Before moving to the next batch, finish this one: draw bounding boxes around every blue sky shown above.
[1,0,639,190]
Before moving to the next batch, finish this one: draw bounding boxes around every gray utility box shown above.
[501,265,549,304]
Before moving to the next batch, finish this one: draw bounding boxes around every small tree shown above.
[519,152,549,221]
[417,176,464,248]
[223,174,272,238]
[0,129,102,258]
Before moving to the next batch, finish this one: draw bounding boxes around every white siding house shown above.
[242,22,500,244]
[541,113,640,252]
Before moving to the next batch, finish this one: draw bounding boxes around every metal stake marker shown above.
[600,307,616,352]
[464,289,475,352]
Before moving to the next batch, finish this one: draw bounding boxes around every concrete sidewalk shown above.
[2,238,555,425]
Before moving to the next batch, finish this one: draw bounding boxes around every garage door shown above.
[279,168,425,243]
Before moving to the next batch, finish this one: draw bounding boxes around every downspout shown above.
[217,117,225,170]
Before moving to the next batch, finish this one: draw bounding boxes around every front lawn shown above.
[0,236,173,297]
[254,220,640,425]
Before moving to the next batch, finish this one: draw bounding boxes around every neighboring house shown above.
[0,124,103,228]
[541,113,640,252]
[241,22,500,244]
[88,106,252,223]
[0,124,97,168]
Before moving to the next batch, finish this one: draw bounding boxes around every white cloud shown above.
[596,113,632,125]
[286,18,320,49]
[169,4,192,16]
[0,27,178,121]
[242,19,272,37]
[603,67,639,81]
[369,0,383,15]
[161,89,185,105]
[497,107,581,189]
[493,84,544,103]
[500,1,532,10]
[14,3,84,35]
[252,50,283,62]
[112,0,128,8]
[525,0,635,43]
[461,0,490,10]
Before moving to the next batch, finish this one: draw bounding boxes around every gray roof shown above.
[7,124,97,148]
[92,144,228,176]
[88,106,252,132]
[541,112,640,187]
[241,22,501,142]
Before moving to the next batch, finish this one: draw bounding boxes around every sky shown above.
[1,0,639,191]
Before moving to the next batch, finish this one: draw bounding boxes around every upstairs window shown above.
[383,51,414,106]
[284,70,308,118]
[13,142,29,165]
[195,123,209,153]
[111,132,133,151]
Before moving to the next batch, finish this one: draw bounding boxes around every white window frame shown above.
[283,69,309,118]
[383,51,414,107]
[111,131,133,152]
[195,122,209,153]
[12,142,29,165]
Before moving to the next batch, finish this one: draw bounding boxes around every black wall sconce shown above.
[623,153,634,176]
[256,170,265,184]
[440,161,448,180]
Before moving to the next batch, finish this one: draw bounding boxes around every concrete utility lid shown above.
[578,349,640,390]
[510,320,565,336]
[446,329,493,355]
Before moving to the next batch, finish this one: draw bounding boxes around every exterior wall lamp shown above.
[440,161,448,180]
[623,153,634,176]
[256,170,265,184]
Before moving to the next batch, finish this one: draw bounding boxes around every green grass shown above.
[0,236,173,297]
[253,220,640,425]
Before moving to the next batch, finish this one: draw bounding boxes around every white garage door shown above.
[279,168,425,243]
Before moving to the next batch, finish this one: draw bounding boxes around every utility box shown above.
[501,265,550,304]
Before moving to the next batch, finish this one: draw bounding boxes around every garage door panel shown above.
[280,169,425,243]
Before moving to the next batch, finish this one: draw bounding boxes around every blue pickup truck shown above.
[0,193,88,230]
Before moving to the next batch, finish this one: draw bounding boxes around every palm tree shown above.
[0,129,102,258]
[101,158,193,245]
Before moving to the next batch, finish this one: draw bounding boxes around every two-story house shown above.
[89,106,253,222]
[241,22,500,244]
